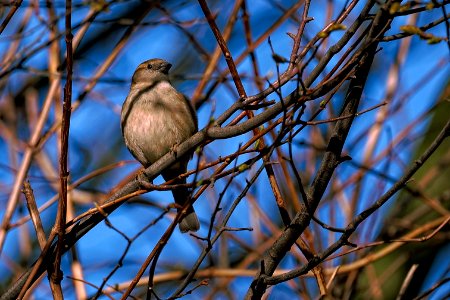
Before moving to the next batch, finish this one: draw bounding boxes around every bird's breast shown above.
[121,88,196,166]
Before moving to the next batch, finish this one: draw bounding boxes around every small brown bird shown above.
[121,58,199,232]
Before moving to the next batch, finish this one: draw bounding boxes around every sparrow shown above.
[121,58,200,232]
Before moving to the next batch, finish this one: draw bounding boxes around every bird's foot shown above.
[136,169,153,189]
[170,143,180,158]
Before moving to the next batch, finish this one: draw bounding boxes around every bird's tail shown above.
[163,168,200,232]
[179,206,200,233]
[171,185,200,233]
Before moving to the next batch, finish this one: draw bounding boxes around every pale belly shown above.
[122,98,195,166]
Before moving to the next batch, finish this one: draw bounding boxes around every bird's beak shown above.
[160,62,172,74]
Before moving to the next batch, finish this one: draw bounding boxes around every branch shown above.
[0,1,403,298]
[245,0,397,297]
[0,0,23,35]
[51,0,73,296]
[264,119,450,285]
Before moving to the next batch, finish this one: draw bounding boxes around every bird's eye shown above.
[147,64,153,70]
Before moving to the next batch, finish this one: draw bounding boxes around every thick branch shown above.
[245,1,398,297]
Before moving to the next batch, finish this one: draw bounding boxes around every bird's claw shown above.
[136,169,153,189]
[170,143,180,158]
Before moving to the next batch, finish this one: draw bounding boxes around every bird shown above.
[121,58,200,232]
